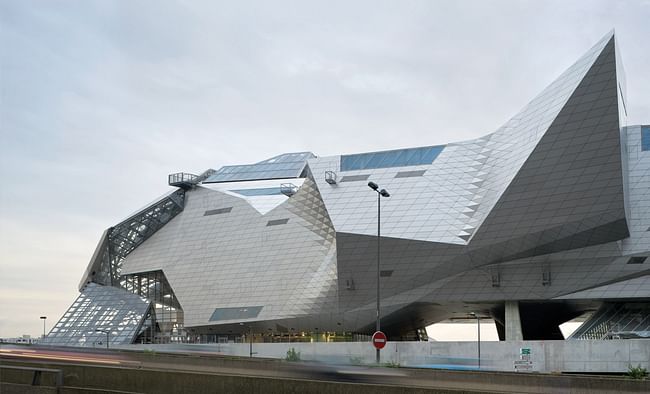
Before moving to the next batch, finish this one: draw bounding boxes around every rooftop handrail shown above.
[168,172,199,186]
[280,183,298,196]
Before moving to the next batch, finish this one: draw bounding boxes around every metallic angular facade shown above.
[45,32,650,346]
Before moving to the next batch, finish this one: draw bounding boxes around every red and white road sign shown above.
[372,331,387,350]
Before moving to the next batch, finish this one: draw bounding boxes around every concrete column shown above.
[505,301,523,341]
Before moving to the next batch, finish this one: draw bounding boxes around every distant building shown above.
[42,31,649,347]
[1,335,38,344]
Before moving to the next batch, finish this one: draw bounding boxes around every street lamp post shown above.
[367,181,390,364]
[249,326,253,357]
[240,323,254,357]
[40,316,47,340]
[95,329,110,349]
[470,312,481,369]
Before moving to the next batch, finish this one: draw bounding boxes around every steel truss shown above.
[79,189,185,290]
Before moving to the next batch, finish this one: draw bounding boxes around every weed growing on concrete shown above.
[285,347,301,362]
[627,364,648,380]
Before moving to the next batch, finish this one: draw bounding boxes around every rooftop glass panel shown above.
[204,152,316,183]
[229,187,283,196]
[642,126,650,152]
[340,145,445,171]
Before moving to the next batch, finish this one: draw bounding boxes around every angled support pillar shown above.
[505,301,523,341]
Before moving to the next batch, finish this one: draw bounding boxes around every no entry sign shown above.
[372,331,387,350]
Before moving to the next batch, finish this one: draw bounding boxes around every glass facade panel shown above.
[340,145,445,171]
[204,152,316,183]
[641,126,650,151]
[41,283,151,347]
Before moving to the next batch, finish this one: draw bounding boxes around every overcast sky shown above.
[1,1,648,338]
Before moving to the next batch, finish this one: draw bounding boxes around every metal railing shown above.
[168,172,199,187]
[325,170,337,184]
[280,183,298,197]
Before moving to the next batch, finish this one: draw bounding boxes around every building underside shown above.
[43,31,650,347]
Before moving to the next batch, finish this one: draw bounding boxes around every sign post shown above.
[514,347,533,371]
[372,331,387,359]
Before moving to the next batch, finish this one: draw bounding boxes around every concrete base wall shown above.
[119,339,650,373]
[0,366,502,394]
[4,357,650,394]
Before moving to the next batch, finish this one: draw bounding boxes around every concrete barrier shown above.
[0,364,62,389]
[0,365,488,394]
[0,383,142,394]
[0,382,56,394]
[119,339,650,373]
[3,356,650,393]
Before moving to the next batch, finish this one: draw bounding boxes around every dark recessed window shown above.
[267,218,289,226]
[380,270,393,277]
[395,170,426,178]
[339,174,370,182]
[627,257,647,265]
[209,306,263,321]
[204,207,233,216]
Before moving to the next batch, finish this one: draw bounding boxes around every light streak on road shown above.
[0,347,140,366]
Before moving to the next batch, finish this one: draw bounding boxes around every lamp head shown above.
[379,189,390,198]
[367,181,379,191]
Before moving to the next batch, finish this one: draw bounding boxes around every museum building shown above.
[42,32,650,347]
